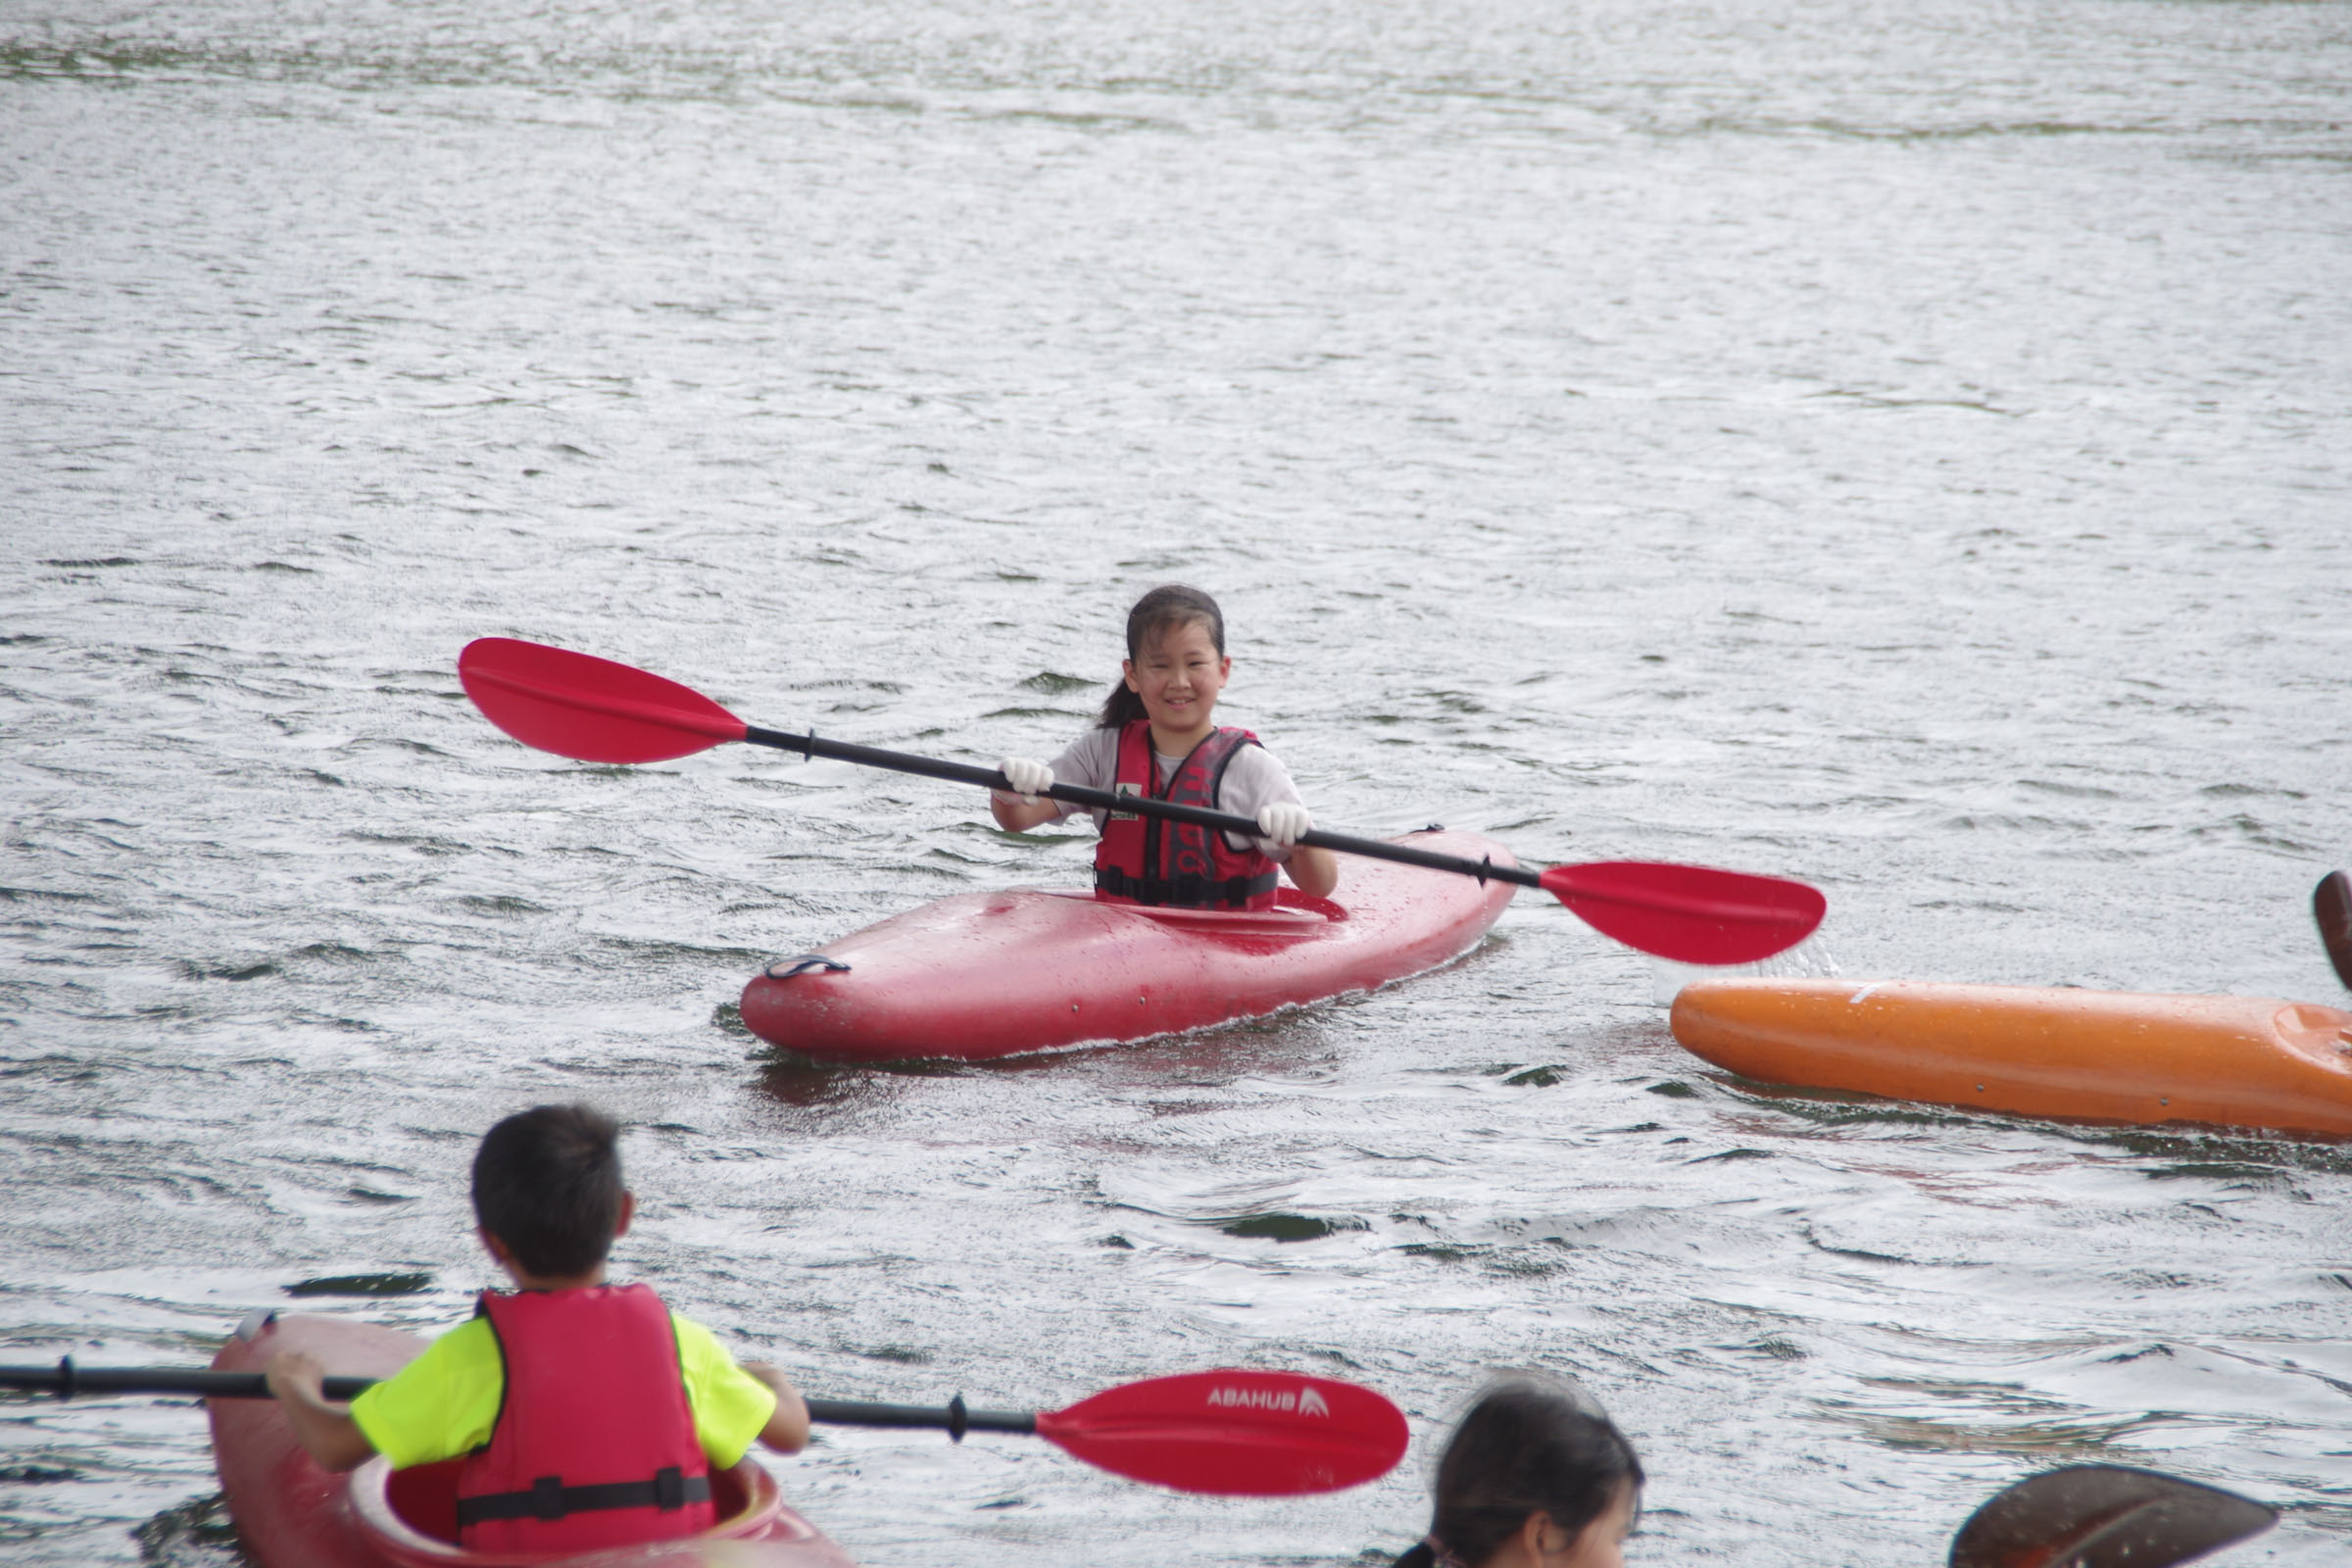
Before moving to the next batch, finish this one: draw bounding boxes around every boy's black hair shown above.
[1393,1376,1643,1568]
[1098,583,1229,730]
[471,1103,626,1279]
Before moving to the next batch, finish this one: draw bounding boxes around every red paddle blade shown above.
[1034,1369,1407,1496]
[1539,859,1825,964]
[458,638,749,764]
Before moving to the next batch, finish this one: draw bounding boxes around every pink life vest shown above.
[1093,720,1279,910]
[453,1284,716,1552]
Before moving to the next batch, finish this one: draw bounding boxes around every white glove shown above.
[1255,802,1312,847]
[998,757,1054,805]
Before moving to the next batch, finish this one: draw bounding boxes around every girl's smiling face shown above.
[1122,616,1230,748]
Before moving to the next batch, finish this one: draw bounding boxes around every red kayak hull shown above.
[207,1311,857,1568]
[739,830,1518,1061]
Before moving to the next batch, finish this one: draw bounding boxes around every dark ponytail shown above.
[1097,584,1229,729]
[1396,1377,1643,1568]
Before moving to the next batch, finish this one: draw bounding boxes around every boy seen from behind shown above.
[267,1102,809,1553]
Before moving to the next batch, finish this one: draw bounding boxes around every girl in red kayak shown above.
[992,583,1340,905]
[1395,1377,1644,1568]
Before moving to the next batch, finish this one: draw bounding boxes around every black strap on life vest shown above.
[454,1466,710,1527]
[1095,866,1278,908]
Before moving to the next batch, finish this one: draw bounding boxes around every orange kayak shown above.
[1668,979,2352,1138]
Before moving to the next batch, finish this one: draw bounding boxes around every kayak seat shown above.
[359,1454,785,1563]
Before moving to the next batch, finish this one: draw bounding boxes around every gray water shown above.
[4,0,2350,1563]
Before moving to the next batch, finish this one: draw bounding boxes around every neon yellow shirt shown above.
[349,1306,778,1471]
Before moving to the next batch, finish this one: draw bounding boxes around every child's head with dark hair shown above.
[1099,583,1229,729]
[471,1103,627,1280]
[1396,1376,1643,1568]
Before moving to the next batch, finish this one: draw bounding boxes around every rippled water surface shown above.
[5,0,2350,1563]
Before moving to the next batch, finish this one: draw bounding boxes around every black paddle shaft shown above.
[744,727,1541,891]
[0,1361,374,1402]
[803,1396,1034,1441]
[1,1360,1033,1440]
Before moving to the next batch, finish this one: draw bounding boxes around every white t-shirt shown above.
[1042,726,1307,864]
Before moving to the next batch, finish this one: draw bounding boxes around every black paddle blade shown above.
[1949,1464,2276,1568]
[2317,871,2352,994]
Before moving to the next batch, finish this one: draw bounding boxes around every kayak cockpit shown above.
[352,1454,797,1564]
[1044,885,1350,937]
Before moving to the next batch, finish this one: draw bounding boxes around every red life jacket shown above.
[453,1284,716,1553]
[1094,720,1279,910]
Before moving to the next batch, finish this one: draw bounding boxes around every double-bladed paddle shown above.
[0,1360,1403,1497]
[1949,1463,2277,1568]
[0,1356,2287,1551]
[455,637,1826,965]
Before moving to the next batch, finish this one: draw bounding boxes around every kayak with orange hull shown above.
[1669,979,2352,1139]
[741,830,1517,1062]
[207,1310,857,1568]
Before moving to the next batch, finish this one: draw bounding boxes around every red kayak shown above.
[207,1310,857,1568]
[739,829,1518,1061]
